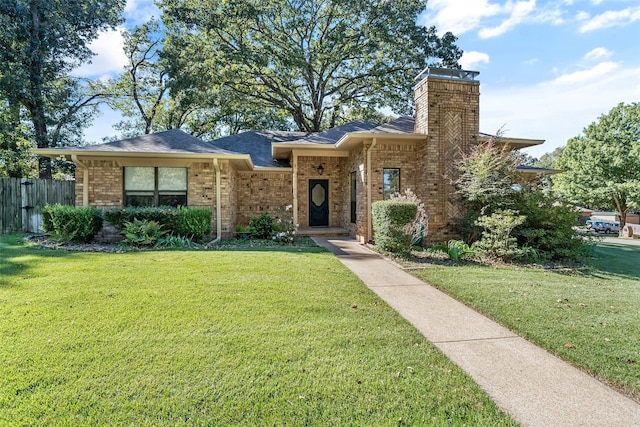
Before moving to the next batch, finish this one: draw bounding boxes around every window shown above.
[350,171,357,223]
[383,168,400,200]
[124,167,187,207]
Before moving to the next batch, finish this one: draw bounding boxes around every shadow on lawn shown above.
[0,234,86,288]
[587,243,640,281]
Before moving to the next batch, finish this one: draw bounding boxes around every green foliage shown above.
[0,116,37,177]
[160,0,462,132]
[104,206,175,226]
[455,140,522,209]
[511,192,586,261]
[41,204,103,243]
[431,240,477,263]
[174,207,212,241]
[249,212,275,239]
[475,209,526,261]
[104,206,211,241]
[272,205,297,244]
[372,201,417,255]
[0,0,125,176]
[122,218,166,246]
[554,102,640,227]
[389,189,429,246]
[155,233,199,249]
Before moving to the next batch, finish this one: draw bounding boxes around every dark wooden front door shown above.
[309,179,329,226]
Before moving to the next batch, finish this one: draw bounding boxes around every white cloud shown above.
[460,51,490,69]
[546,62,618,85]
[584,47,612,62]
[71,29,128,77]
[579,6,640,32]
[421,0,502,35]
[479,0,537,38]
[480,65,640,157]
[124,0,161,26]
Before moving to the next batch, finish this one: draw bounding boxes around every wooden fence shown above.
[0,178,75,234]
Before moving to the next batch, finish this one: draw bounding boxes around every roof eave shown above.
[479,135,546,149]
[34,148,251,161]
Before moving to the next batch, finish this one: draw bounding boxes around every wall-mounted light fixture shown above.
[317,164,324,175]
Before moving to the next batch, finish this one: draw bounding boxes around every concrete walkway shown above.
[313,236,640,427]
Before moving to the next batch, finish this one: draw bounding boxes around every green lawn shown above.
[0,234,515,426]
[408,242,640,402]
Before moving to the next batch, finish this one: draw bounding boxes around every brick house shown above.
[36,68,544,243]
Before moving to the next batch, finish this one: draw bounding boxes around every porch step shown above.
[298,227,350,237]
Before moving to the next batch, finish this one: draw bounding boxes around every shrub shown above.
[249,212,274,239]
[104,207,211,241]
[389,189,428,246]
[431,240,477,263]
[272,205,297,244]
[122,219,166,246]
[511,192,585,261]
[175,207,212,241]
[372,201,417,255]
[155,234,200,249]
[104,207,178,228]
[475,209,526,261]
[41,204,103,243]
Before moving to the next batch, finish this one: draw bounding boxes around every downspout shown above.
[210,158,222,244]
[71,155,88,207]
[366,138,377,243]
[292,153,298,226]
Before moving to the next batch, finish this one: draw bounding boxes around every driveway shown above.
[599,236,640,246]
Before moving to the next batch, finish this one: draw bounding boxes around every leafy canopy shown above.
[160,0,462,132]
[555,102,640,225]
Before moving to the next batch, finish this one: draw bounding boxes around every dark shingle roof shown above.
[210,130,309,167]
[76,129,237,155]
[287,120,379,145]
[365,116,416,134]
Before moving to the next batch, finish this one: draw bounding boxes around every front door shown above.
[309,179,329,226]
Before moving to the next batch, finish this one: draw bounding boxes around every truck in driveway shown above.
[586,219,620,234]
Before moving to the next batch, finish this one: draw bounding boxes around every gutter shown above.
[366,138,377,243]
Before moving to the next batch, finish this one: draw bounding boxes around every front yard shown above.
[0,234,514,426]
[407,242,640,402]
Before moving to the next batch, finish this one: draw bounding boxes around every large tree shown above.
[555,102,640,229]
[104,19,293,139]
[0,0,125,176]
[160,0,461,132]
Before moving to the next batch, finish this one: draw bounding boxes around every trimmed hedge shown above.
[372,201,417,254]
[103,207,212,241]
[41,204,103,243]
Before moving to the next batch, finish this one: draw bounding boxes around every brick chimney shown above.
[413,68,480,243]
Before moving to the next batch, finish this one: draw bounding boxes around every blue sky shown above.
[79,0,640,158]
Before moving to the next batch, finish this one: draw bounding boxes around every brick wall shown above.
[75,160,122,207]
[235,170,293,226]
[414,75,480,243]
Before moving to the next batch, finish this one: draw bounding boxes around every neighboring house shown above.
[36,68,545,243]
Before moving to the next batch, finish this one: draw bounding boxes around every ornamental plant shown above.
[372,201,417,255]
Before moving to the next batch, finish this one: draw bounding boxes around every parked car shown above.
[586,220,620,234]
